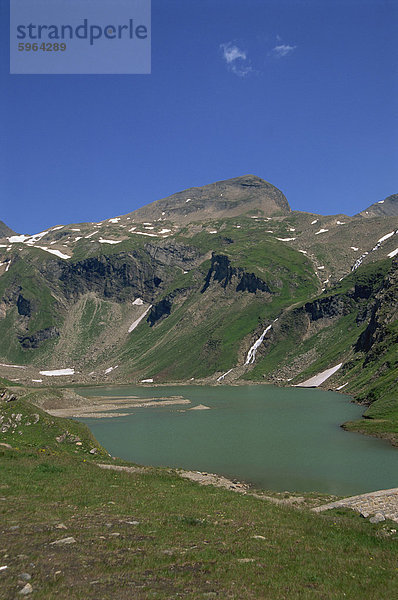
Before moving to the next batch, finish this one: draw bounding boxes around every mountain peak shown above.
[127,175,291,223]
[357,193,398,218]
[0,220,16,239]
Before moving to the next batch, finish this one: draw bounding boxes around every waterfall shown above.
[245,319,278,365]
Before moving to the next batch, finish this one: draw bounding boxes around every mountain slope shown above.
[0,174,397,432]
[357,193,398,218]
[126,175,291,223]
[244,256,398,442]
[0,220,16,238]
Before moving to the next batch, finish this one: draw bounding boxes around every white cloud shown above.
[221,43,247,64]
[272,44,296,58]
[220,42,252,77]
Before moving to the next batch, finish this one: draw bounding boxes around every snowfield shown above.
[98,239,122,244]
[296,363,342,387]
[37,247,71,260]
[39,368,75,377]
[128,306,152,333]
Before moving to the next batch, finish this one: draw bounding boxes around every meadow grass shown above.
[1,391,398,599]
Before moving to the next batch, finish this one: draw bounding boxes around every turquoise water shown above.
[77,385,398,495]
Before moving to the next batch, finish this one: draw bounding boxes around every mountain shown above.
[0,220,16,238]
[0,174,397,442]
[357,193,398,218]
[126,175,291,223]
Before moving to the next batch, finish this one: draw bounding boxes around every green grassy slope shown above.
[1,391,398,599]
[242,258,398,444]
[114,227,319,381]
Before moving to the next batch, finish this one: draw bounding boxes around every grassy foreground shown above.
[1,393,398,599]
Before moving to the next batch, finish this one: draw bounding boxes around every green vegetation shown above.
[0,392,108,458]
[0,255,61,364]
[114,222,319,381]
[243,257,398,445]
[1,391,398,599]
[0,210,396,447]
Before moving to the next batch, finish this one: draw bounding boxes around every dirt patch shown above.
[46,396,191,418]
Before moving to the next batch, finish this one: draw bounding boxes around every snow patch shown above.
[289,228,296,232]
[317,266,325,270]
[315,229,328,235]
[32,379,43,383]
[133,298,144,305]
[37,247,71,260]
[159,229,171,234]
[98,239,122,244]
[141,378,154,383]
[351,247,359,251]
[336,382,348,390]
[352,230,398,271]
[336,221,345,225]
[40,368,75,377]
[388,248,398,258]
[298,250,307,254]
[128,305,152,333]
[209,231,218,234]
[0,363,27,369]
[131,231,159,237]
[276,237,296,241]
[377,231,395,244]
[108,218,121,223]
[217,368,233,382]
[71,228,81,231]
[377,200,385,204]
[311,220,318,225]
[186,198,192,203]
[296,363,342,387]
[105,366,118,374]
[8,234,30,243]
[29,230,50,243]
[52,226,64,231]
[85,231,98,238]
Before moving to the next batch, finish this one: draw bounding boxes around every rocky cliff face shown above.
[356,258,398,358]
[19,326,59,349]
[201,254,271,294]
[39,252,166,303]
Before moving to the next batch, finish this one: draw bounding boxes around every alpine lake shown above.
[76,385,398,496]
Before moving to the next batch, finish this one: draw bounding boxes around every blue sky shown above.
[1,0,397,233]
